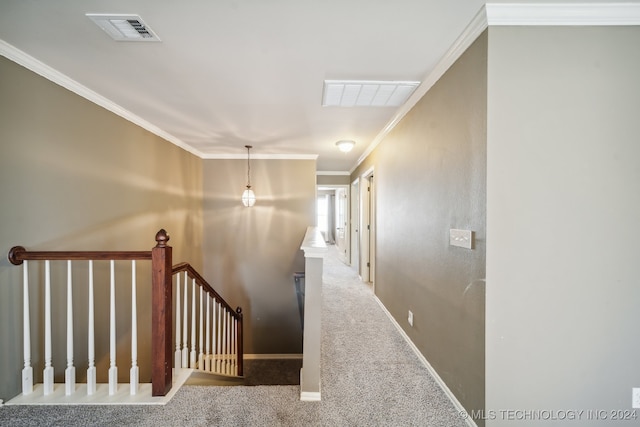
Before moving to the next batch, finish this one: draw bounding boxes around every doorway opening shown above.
[317,185,350,265]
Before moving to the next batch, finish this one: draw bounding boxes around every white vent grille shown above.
[322,80,420,107]
[86,14,161,42]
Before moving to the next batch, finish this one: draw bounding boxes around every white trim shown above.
[316,171,350,176]
[373,295,478,427]
[485,3,640,26]
[301,226,328,258]
[300,391,321,402]
[202,153,318,160]
[0,40,203,158]
[352,6,487,173]
[4,368,191,406]
[243,353,303,360]
[351,2,640,173]
[360,166,375,180]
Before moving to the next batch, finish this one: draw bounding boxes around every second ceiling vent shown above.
[86,14,161,42]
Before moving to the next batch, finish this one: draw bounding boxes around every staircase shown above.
[4,229,243,405]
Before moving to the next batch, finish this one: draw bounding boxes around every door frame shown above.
[359,167,375,287]
[350,178,360,270]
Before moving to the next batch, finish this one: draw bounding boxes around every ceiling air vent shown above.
[86,14,161,42]
[322,80,420,107]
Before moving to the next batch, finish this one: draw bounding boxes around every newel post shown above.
[151,229,173,396]
[236,307,244,377]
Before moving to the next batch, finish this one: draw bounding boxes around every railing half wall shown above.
[299,226,327,401]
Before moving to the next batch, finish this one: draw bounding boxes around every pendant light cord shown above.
[245,145,252,188]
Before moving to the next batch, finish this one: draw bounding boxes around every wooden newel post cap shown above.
[236,307,243,317]
[8,246,26,265]
[155,229,170,248]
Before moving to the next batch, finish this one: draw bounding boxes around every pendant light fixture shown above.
[241,145,256,207]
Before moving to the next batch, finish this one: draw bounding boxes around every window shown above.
[317,196,328,233]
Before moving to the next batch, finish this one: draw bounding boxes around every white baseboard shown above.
[373,295,478,427]
[300,391,321,401]
[243,353,303,360]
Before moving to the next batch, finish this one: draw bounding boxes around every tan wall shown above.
[486,26,640,424]
[203,159,316,354]
[316,174,350,186]
[0,57,203,400]
[351,32,487,418]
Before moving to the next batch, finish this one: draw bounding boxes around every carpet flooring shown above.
[0,245,467,427]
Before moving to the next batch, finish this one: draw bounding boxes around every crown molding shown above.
[316,171,350,176]
[353,2,640,172]
[354,5,488,171]
[485,3,640,26]
[202,153,318,160]
[0,39,203,158]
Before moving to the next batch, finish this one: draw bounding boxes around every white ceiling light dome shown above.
[336,140,356,153]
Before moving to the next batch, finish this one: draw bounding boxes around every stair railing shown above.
[172,263,243,377]
[7,229,243,402]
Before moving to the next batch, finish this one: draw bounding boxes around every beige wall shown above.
[203,159,316,354]
[352,33,487,418]
[317,174,350,186]
[486,26,640,425]
[0,57,203,400]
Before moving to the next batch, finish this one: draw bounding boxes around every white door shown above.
[350,179,360,270]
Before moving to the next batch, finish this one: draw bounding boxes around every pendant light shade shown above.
[242,188,256,207]
[242,145,256,207]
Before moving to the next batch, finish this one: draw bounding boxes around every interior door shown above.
[350,179,359,269]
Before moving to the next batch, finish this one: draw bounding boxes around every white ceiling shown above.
[0,1,612,171]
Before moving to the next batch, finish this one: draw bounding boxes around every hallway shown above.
[0,245,467,426]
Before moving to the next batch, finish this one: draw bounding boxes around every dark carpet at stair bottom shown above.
[243,359,302,386]
[0,246,466,427]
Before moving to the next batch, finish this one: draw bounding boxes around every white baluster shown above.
[108,260,117,395]
[215,300,220,373]
[198,287,204,370]
[205,295,211,372]
[182,273,188,368]
[65,260,76,395]
[87,261,96,395]
[130,260,138,395]
[227,311,232,375]
[22,260,33,395]
[233,317,238,375]
[43,260,53,395]
[190,278,196,368]
[175,273,182,370]
[222,308,227,374]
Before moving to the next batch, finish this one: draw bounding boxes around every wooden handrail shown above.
[8,247,152,264]
[172,262,239,318]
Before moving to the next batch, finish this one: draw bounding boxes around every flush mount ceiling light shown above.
[335,140,355,153]
[241,145,256,207]
[86,14,161,41]
[322,80,420,107]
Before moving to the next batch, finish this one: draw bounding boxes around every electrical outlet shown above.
[633,388,640,409]
[408,310,414,327]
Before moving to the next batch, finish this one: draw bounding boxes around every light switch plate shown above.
[450,229,473,249]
